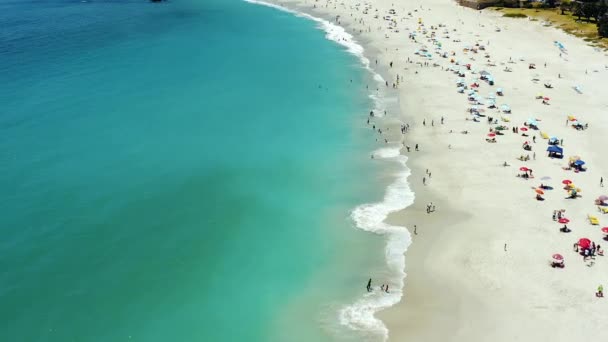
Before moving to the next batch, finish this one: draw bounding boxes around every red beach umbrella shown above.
[562,179,572,185]
[552,253,563,261]
[601,227,608,234]
[520,127,528,131]
[488,133,496,137]
[578,238,591,249]
[520,167,529,171]
[558,218,570,224]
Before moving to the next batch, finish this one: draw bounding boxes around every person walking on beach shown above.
[367,278,372,292]
[385,285,389,293]
[441,116,444,124]
[601,177,604,187]
[414,225,417,235]
[415,144,419,151]
[423,177,426,186]
[423,119,426,126]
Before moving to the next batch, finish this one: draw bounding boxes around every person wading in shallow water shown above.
[366,278,372,292]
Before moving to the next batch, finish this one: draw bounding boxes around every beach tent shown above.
[547,145,563,158]
[547,145,563,154]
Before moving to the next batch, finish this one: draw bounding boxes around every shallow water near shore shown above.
[0,0,408,340]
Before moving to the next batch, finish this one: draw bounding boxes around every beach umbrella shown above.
[578,238,591,249]
[520,127,528,131]
[562,179,572,185]
[535,189,544,195]
[552,253,564,261]
[598,195,608,201]
[519,167,529,171]
[559,218,570,224]
[601,227,608,234]
[574,160,585,166]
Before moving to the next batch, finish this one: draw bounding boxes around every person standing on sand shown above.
[367,278,372,292]
[415,144,419,151]
[423,177,426,186]
[601,177,604,187]
[414,225,417,235]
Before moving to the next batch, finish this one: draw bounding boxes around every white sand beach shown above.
[254,0,608,340]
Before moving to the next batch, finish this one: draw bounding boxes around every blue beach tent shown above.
[547,145,563,154]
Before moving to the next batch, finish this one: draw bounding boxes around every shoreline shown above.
[246,1,415,340]
[248,0,608,341]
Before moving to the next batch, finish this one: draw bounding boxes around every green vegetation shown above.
[503,12,527,18]
[493,4,608,49]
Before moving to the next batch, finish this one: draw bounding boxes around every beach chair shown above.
[588,215,600,225]
[599,206,608,214]
[540,131,549,139]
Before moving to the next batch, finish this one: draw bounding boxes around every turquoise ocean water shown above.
[0,0,395,341]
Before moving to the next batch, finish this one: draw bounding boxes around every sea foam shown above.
[245,1,414,341]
